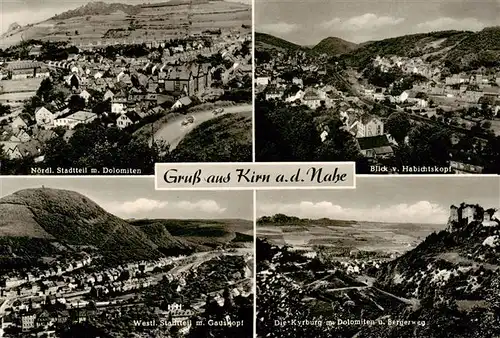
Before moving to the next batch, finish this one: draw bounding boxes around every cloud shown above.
[105,199,226,216]
[416,17,487,32]
[176,200,227,214]
[321,13,405,31]
[110,198,169,215]
[258,200,448,224]
[259,22,299,35]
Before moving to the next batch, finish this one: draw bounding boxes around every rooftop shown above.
[60,111,96,122]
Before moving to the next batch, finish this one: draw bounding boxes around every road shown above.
[152,104,252,150]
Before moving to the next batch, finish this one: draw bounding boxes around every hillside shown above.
[51,2,139,20]
[444,26,500,69]
[0,0,251,48]
[0,188,165,262]
[311,36,358,55]
[130,218,253,249]
[367,205,500,337]
[257,213,357,226]
[171,111,252,162]
[255,32,305,52]
[338,28,500,72]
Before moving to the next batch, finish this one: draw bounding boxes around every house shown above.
[0,142,23,159]
[265,87,283,100]
[116,111,141,129]
[79,90,91,102]
[35,107,57,128]
[164,64,212,96]
[11,116,29,130]
[35,67,50,78]
[350,114,384,138]
[36,310,53,328]
[103,89,115,101]
[285,89,305,103]
[11,130,31,143]
[111,96,127,114]
[54,111,97,129]
[292,77,303,87]
[21,312,37,332]
[6,61,47,80]
[172,96,192,110]
[320,130,329,142]
[301,88,323,110]
[28,45,42,58]
[117,71,132,85]
[66,74,81,89]
[128,87,146,102]
[255,77,271,86]
[356,135,394,159]
[399,91,409,103]
[35,129,57,143]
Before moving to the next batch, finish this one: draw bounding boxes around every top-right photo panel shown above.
[254,0,500,174]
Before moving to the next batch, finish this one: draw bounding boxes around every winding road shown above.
[153,104,252,150]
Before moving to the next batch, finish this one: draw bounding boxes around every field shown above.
[257,221,442,253]
[0,78,43,93]
[0,92,36,103]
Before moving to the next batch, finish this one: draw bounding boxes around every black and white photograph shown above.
[0,177,254,337]
[0,0,252,175]
[255,0,500,174]
[256,176,500,337]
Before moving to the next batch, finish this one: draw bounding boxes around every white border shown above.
[251,0,256,163]
[252,188,257,337]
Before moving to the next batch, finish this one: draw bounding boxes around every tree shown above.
[36,78,54,102]
[407,124,452,166]
[482,121,492,129]
[0,103,11,117]
[255,99,322,161]
[0,143,7,162]
[22,95,43,117]
[386,112,411,144]
[68,95,86,112]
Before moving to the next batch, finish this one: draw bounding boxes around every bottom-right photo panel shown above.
[256,176,500,338]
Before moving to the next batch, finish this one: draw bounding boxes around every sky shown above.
[0,177,253,220]
[0,0,250,34]
[256,0,500,45]
[257,176,500,224]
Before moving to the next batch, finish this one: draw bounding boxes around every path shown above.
[153,104,252,150]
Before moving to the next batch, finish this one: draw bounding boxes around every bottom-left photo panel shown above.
[0,177,254,338]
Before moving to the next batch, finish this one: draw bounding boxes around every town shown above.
[0,185,255,337]
[0,2,252,175]
[255,29,500,174]
[0,249,253,337]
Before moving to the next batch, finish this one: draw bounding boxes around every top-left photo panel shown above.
[0,0,252,175]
